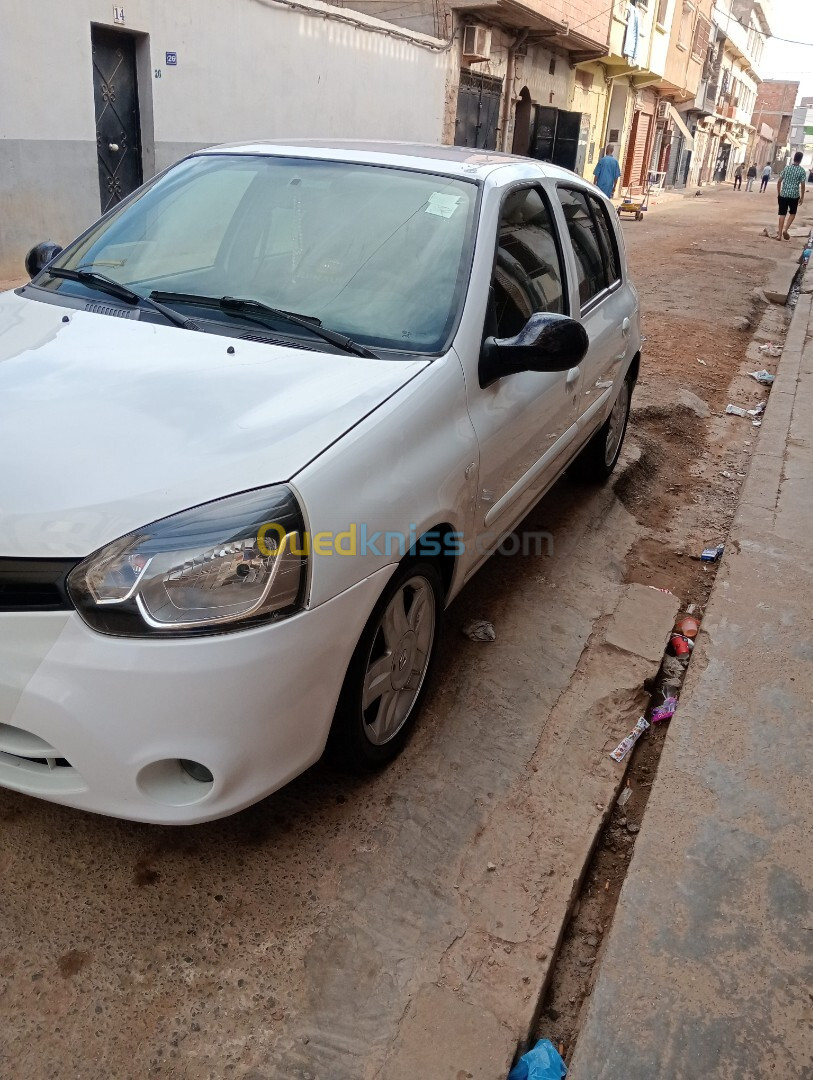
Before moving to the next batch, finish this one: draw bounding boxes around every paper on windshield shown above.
[425,192,462,218]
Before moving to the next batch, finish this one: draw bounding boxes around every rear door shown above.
[554,186,634,433]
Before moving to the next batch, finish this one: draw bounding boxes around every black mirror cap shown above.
[480,312,590,387]
[25,242,63,280]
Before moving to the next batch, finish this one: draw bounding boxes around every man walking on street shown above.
[746,162,757,191]
[775,151,807,240]
[593,145,622,199]
[760,162,772,192]
[733,162,743,190]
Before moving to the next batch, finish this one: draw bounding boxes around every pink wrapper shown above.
[651,696,677,723]
[610,717,650,762]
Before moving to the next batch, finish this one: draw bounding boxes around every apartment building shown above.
[788,97,813,168]
[344,0,614,176]
[645,0,714,190]
[753,79,799,169]
[685,0,772,185]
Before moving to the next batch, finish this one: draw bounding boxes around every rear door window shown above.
[556,187,609,308]
[587,193,621,285]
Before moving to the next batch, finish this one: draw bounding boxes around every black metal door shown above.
[454,71,503,150]
[529,108,583,171]
[530,106,557,160]
[551,110,582,171]
[91,26,143,214]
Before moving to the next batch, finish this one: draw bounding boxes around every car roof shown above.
[196,139,583,184]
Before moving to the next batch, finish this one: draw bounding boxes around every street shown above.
[0,186,806,1079]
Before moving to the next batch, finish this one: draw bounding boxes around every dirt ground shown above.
[535,184,802,1062]
[0,186,803,1080]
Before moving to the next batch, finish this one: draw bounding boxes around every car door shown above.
[554,186,632,434]
[461,183,582,561]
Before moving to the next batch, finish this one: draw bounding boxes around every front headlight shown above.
[68,486,307,637]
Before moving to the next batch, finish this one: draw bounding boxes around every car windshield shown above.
[43,154,478,354]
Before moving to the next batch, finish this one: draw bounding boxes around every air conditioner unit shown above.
[657,99,670,119]
[462,24,491,63]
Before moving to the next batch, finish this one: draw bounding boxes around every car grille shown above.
[84,301,138,319]
[0,558,79,611]
[0,724,71,768]
[0,724,84,794]
[239,332,312,351]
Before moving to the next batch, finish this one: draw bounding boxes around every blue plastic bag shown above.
[508,1038,567,1080]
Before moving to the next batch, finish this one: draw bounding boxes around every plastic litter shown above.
[701,545,724,562]
[725,404,748,417]
[610,717,650,763]
[752,419,762,427]
[617,786,632,808]
[651,695,678,723]
[662,654,687,681]
[508,1038,568,1080]
[696,357,707,365]
[747,403,766,416]
[462,619,496,642]
[670,633,692,658]
[674,615,699,638]
[758,343,782,358]
[748,370,775,385]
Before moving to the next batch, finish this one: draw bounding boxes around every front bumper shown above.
[0,567,394,824]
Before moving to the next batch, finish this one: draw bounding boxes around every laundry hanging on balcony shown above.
[623,0,641,64]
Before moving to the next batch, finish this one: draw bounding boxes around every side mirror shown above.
[25,242,63,279]
[480,311,589,387]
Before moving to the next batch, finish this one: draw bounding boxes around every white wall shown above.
[0,0,451,276]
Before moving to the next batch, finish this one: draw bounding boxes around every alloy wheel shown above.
[361,575,436,746]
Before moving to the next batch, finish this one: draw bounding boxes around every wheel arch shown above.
[627,350,641,385]
[408,521,459,601]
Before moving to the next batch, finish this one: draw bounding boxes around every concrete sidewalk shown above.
[569,291,813,1078]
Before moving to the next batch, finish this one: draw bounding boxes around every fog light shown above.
[180,759,214,784]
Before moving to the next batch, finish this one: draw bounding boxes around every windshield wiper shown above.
[150,291,378,358]
[45,267,201,331]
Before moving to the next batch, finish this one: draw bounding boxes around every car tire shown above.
[570,372,633,483]
[327,558,443,772]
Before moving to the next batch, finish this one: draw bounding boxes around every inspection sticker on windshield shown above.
[425,192,462,218]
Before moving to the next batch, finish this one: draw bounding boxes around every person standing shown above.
[746,162,758,192]
[593,144,622,199]
[760,162,772,193]
[733,162,744,190]
[774,151,807,240]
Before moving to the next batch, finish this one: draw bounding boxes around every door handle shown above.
[109,142,120,152]
[566,366,580,387]
[621,317,631,335]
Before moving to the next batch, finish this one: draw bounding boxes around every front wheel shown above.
[570,374,633,483]
[327,559,443,771]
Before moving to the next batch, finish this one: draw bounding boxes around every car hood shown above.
[0,291,427,557]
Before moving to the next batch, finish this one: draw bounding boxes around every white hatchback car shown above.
[0,141,640,823]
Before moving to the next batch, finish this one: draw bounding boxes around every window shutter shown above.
[692,14,710,59]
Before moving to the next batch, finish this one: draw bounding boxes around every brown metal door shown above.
[629,112,652,190]
[622,111,641,188]
[91,26,143,214]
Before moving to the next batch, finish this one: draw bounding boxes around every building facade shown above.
[352,0,615,174]
[752,79,799,169]
[0,0,453,278]
[684,0,772,185]
[789,97,813,169]
[645,0,714,190]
